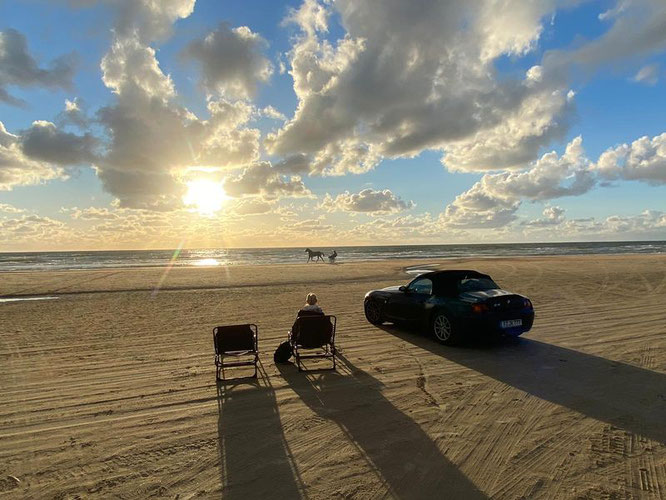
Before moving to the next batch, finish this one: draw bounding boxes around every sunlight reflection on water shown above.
[193,258,220,266]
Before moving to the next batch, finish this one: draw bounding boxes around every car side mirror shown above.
[399,285,407,292]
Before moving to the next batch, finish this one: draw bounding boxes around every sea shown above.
[0,241,664,272]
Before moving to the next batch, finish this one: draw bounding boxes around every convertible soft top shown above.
[417,270,492,295]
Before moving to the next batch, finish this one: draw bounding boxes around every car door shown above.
[391,277,433,321]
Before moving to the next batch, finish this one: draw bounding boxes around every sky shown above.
[0,0,665,251]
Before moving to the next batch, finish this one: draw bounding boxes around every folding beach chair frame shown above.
[213,324,259,380]
[290,315,337,372]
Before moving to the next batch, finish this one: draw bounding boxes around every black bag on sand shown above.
[274,340,293,364]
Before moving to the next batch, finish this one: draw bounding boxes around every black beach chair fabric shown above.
[290,315,336,371]
[213,324,258,380]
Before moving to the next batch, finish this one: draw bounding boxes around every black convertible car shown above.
[364,270,534,344]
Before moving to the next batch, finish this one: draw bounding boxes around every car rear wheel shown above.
[431,312,456,345]
[364,300,384,325]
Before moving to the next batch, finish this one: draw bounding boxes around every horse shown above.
[328,250,337,263]
[305,248,325,263]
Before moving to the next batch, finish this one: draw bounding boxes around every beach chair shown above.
[213,324,259,380]
[289,315,337,371]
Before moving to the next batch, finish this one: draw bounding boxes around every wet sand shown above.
[1,254,665,498]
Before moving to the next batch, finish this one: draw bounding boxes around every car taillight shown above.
[524,298,532,309]
[471,303,489,313]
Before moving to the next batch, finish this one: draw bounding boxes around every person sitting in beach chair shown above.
[289,292,325,338]
[286,293,337,371]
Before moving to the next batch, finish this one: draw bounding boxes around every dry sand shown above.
[1,254,665,499]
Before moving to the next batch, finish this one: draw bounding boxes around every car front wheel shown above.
[364,299,384,325]
[431,312,457,345]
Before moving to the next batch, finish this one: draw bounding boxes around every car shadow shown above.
[377,324,666,445]
[278,355,487,499]
[216,362,306,499]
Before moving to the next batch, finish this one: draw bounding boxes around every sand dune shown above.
[1,255,665,498]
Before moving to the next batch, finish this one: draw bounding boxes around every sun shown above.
[183,179,228,215]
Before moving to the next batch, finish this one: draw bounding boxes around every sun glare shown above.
[183,179,228,215]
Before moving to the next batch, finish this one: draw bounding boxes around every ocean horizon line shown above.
[0,241,664,272]
[1,238,665,255]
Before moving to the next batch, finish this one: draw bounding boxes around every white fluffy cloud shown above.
[441,182,522,229]
[522,206,566,227]
[0,29,76,106]
[440,136,596,229]
[478,136,596,200]
[594,133,666,185]
[320,188,415,214]
[266,0,575,175]
[264,0,666,177]
[104,0,196,43]
[183,23,273,98]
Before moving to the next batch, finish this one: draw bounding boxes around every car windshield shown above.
[457,278,499,292]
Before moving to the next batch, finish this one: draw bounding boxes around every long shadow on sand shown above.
[216,363,305,499]
[378,325,666,445]
[278,356,487,499]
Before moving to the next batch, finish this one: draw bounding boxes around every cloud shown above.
[266,0,574,175]
[0,215,69,244]
[20,120,98,165]
[320,188,415,214]
[522,205,566,226]
[57,98,90,128]
[439,129,666,230]
[265,0,666,176]
[633,63,660,85]
[274,153,310,174]
[477,136,596,201]
[594,132,666,184]
[182,23,273,98]
[0,121,66,190]
[441,88,575,172]
[99,0,196,43]
[440,136,596,229]
[67,206,120,220]
[95,33,262,209]
[0,203,25,214]
[545,209,666,239]
[440,182,522,229]
[542,0,666,80]
[0,29,77,106]
[223,162,311,199]
[289,219,332,232]
[262,105,287,121]
[340,212,465,243]
[228,197,275,215]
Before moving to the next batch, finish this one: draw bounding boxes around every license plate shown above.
[501,319,522,328]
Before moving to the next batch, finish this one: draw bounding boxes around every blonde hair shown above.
[305,293,318,305]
